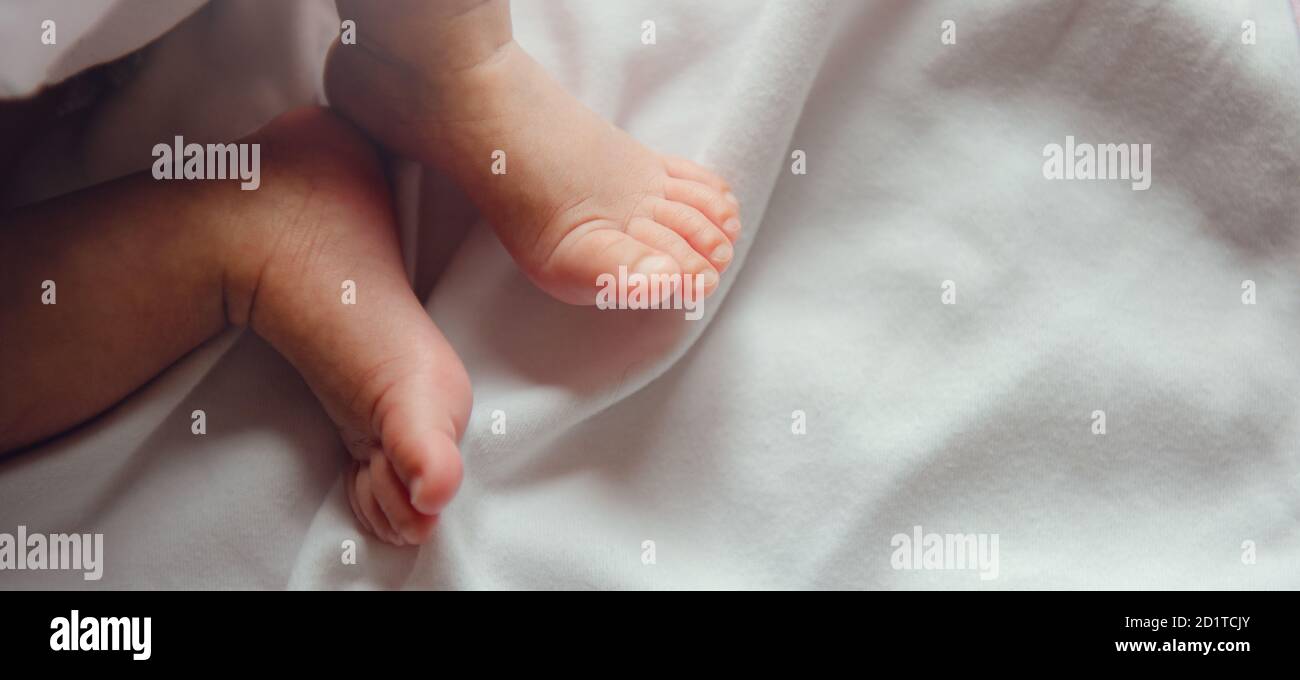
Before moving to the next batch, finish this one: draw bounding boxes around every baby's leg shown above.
[326,0,742,305]
[0,107,468,545]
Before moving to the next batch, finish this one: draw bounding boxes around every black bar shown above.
[0,590,1291,668]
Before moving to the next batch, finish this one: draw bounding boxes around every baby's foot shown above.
[221,108,471,545]
[325,1,742,305]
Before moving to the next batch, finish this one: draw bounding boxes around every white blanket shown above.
[2,0,1298,589]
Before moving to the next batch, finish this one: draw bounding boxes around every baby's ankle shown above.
[325,18,533,174]
[336,0,514,79]
[211,108,392,329]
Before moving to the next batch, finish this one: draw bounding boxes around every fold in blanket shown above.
[1,0,1298,589]
[0,0,206,98]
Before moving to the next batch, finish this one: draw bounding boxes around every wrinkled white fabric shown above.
[0,0,205,98]
[2,0,1298,589]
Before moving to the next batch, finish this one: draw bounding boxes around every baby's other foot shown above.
[325,14,742,305]
[221,108,471,544]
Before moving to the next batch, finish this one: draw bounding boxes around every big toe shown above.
[374,357,470,513]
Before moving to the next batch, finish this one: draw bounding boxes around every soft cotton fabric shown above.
[1,0,1298,589]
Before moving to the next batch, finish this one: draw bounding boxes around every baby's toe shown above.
[653,198,735,272]
[663,155,732,195]
[346,462,370,533]
[627,217,720,297]
[368,454,439,545]
[664,177,741,242]
[372,363,469,518]
[348,461,404,545]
